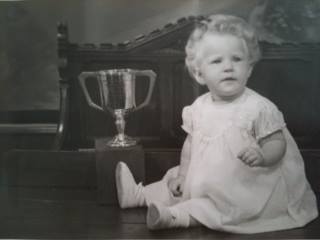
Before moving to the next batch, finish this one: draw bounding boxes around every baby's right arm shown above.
[168,135,192,196]
[178,135,192,178]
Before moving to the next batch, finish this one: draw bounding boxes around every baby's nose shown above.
[223,60,234,72]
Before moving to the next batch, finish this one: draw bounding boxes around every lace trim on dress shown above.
[232,114,254,133]
[181,89,286,143]
[192,121,234,144]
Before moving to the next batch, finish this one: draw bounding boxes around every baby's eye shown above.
[232,56,242,62]
[209,58,222,64]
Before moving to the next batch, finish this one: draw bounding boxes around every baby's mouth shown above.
[221,77,237,82]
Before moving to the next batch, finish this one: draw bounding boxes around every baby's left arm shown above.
[238,130,286,167]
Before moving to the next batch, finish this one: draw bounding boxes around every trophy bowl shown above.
[79,68,156,147]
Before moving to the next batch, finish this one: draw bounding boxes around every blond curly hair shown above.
[185,14,261,84]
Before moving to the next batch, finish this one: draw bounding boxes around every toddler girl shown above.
[115,14,318,233]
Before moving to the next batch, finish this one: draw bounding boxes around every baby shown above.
[115,14,318,233]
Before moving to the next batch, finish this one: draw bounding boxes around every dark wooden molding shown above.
[52,80,69,150]
[0,123,57,134]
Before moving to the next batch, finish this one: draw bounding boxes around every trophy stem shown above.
[107,109,137,147]
[115,109,125,138]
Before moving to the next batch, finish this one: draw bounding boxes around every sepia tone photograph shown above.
[0,0,319,238]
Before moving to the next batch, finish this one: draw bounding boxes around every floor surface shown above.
[0,196,319,239]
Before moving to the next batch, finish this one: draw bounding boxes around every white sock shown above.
[115,162,146,208]
[147,202,190,230]
[168,206,190,228]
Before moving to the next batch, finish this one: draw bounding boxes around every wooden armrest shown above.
[0,123,57,134]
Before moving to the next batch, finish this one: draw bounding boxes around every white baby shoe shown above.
[147,201,190,230]
[115,161,146,208]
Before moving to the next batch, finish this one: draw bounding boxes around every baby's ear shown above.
[194,69,206,85]
[246,64,254,78]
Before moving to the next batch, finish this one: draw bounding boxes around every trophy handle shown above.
[78,72,104,112]
[134,70,156,111]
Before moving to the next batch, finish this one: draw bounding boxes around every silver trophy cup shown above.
[79,68,156,147]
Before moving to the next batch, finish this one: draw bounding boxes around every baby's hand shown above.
[167,175,185,197]
[237,146,265,167]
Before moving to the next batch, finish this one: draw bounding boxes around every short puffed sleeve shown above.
[181,106,193,134]
[254,100,286,141]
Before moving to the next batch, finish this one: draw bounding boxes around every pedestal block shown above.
[95,138,145,204]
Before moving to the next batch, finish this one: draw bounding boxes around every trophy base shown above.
[107,134,138,147]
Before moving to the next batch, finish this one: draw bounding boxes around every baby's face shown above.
[196,33,253,101]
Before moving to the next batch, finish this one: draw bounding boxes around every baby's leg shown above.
[144,167,181,206]
[116,162,180,209]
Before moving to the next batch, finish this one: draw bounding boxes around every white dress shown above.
[145,88,318,233]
